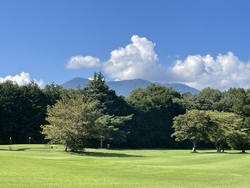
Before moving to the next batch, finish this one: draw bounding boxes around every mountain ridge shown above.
[61,77,199,96]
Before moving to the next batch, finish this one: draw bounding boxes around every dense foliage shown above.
[126,84,185,148]
[1,72,250,152]
[0,81,48,143]
[41,91,103,151]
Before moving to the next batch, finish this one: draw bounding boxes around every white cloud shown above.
[170,52,250,90]
[102,35,250,90]
[66,55,101,69]
[0,72,44,87]
[103,35,164,81]
[66,35,250,91]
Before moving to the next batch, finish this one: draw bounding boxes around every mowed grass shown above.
[0,145,250,188]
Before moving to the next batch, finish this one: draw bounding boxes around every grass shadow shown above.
[0,148,9,151]
[193,151,250,154]
[0,148,31,151]
[70,151,143,158]
[225,151,249,154]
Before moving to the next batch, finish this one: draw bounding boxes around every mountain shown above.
[61,77,199,96]
[107,79,152,96]
[61,77,89,89]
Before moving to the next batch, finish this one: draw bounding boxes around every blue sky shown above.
[1,0,250,90]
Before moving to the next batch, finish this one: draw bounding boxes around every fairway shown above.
[0,145,250,188]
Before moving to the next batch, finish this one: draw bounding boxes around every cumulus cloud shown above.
[0,72,44,87]
[170,52,250,90]
[103,35,166,81]
[66,55,101,69]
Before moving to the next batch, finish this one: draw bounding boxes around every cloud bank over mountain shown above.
[66,35,250,90]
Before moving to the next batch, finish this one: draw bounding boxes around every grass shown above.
[0,145,250,187]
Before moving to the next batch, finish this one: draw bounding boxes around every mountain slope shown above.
[61,77,89,89]
[61,77,199,96]
[107,79,152,96]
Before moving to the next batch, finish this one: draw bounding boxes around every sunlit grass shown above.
[0,144,250,187]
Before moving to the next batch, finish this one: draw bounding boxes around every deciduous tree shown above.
[41,91,103,151]
[172,110,211,152]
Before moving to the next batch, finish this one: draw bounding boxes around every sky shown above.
[1,0,250,91]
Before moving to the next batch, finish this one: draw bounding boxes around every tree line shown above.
[1,72,250,152]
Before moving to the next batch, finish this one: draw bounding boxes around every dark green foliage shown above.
[172,110,212,152]
[17,82,47,143]
[176,92,197,110]
[0,81,47,144]
[190,87,235,112]
[216,91,234,112]
[95,114,133,146]
[229,88,250,152]
[126,84,185,148]
[42,83,64,106]
[226,119,250,153]
[0,81,21,143]
[232,88,250,118]
[193,87,222,111]
[84,72,133,147]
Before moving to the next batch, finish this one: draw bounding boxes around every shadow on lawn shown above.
[192,151,250,154]
[0,148,30,151]
[70,151,143,158]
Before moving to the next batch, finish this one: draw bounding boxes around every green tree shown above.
[0,81,21,143]
[229,88,250,152]
[206,111,241,152]
[41,91,103,151]
[95,114,133,147]
[225,118,249,153]
[232,88,250,117]
[172,110,211,152]
[18,81,47,143]
[84,72,133,147]
[41,88,132,151]
[127,84,185,148]
[176,92,197,110]
[214,91,234,112]
[0,81,47,144]
[193,87,222,111]
[42,83,64,106]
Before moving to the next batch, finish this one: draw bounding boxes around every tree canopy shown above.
[41,91,103,151]
[2,73,250,152]
[41,73,133,151]
[126,84,185,148]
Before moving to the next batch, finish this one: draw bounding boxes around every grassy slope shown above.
[0,145,250,188]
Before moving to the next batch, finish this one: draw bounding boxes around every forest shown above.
[1,72,250,152]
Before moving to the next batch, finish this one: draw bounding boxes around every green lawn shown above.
[0,145,250,188]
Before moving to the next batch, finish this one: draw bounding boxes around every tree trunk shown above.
[100,136,104,148]
[192,141,197,152]
[242,149,245,153]
[214,143,220,152]
[64,143,68,152]
[219,144,224,153]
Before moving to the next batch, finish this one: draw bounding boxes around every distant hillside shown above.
[61,77,89,89]
[107,79,152,96]
[61,77,199,96]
